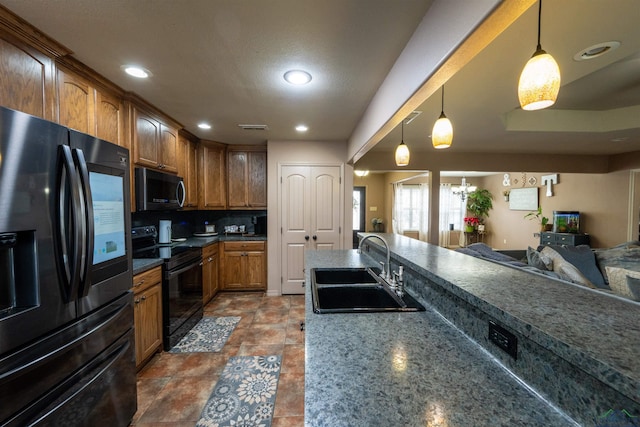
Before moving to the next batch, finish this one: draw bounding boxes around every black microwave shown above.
[135,167,185,211]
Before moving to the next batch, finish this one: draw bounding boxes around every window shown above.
[399,185,422,230]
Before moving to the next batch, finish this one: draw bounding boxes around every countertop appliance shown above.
[0,106,136,425]
[135,167,185,211]
[131,226,203,350]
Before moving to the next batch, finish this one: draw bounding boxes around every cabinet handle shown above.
[134,298,141,304]
[312,235,317,240]
[208,257,213,262]
[134,279,145,287]
[141,296,147,301]
[304,235,309,241]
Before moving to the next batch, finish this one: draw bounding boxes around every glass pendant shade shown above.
[395,142,410,166]
[432,112,453,149]
[518,49,561,111]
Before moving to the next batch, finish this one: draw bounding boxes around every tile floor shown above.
[131,292,306,427]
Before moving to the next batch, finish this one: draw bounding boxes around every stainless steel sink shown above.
[310,267,425,314]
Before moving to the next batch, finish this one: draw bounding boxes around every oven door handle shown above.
[165,258,203,280]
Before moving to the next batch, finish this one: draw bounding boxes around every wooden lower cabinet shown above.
[220,241,266,290]
[202,243,219,304]
[132,266,163,369]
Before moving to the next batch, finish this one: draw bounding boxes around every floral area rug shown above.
[169,316,241,353]
[196,355,282,427]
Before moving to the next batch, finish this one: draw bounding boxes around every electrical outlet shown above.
[488,320,517,360]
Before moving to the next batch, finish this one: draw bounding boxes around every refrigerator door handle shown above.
[72,148,94,297]
[55,145,82,302]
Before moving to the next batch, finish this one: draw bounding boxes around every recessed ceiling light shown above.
[198,123,212,130]
[574,41,620,61]
[295,124,308,132]
[284,70,312,85]
[121,65,151,78]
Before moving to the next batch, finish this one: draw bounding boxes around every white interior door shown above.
[280,165,342,294]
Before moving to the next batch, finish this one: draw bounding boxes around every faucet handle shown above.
[379,261,386,279]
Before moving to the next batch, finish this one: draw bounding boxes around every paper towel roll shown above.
[159,220,172,243]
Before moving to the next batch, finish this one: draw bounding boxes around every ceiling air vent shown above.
[238,124,268,130]
[404,110,422,124]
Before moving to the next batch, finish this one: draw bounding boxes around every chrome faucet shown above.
[358,233,391,281]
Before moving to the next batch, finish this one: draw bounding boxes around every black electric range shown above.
[131,225,203,350]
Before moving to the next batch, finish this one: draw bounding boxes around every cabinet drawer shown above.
[132,266,162,293]
[223,241,265,252]
[540,233,555,244]
[202,242,219,258]
[556,234,573,243]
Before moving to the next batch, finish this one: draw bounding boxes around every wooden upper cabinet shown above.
[227,147,267,209]
[0,36,55,120]
[159,124,178,173]
[57,67,125,147]
[199,141,226,209]
[177,133,199,209]
[132,105,179,173]
[57,69,93,134]
[95,90,125,147]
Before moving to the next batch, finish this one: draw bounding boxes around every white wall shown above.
[266,140,352,295]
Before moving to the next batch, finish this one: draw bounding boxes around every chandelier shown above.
[452,177,477,201]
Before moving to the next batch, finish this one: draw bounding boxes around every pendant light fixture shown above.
[395,119,410,167]
[518,0,561,111]
[431,86,453,149]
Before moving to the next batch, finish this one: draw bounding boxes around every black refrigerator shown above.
[0,106,136,426]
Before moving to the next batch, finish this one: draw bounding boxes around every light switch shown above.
[370,206,377,211]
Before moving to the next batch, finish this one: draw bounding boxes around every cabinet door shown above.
[227,151,247,207]
[222,251,244,289]
[202,244,219,304]
[183,138,199,208]
[133,108,160,168]
[57,69,94,134]
[210,251,219,296]
[0,37,54,120]
[95,90,125,147]
[247,151,267,207]
[160,124,178,173]
[137,284,162,367]
[199,142,226,209]
[245,251,266,288]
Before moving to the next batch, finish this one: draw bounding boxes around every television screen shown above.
[90,171,126,264]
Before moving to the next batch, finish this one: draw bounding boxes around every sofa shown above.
[456,242,640,303]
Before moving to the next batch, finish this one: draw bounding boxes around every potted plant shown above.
[502,190,510,202]
[371,217,384,232]
[524,206,551,231]
[464,217,479,232]
[466,188,493,223]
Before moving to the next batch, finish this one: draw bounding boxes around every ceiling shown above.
[0,0,432,145]
[1,1,639,161]
[372,0,640,158]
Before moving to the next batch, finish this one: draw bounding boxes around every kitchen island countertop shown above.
[304,249,577,427]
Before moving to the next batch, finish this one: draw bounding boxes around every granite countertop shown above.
[358,234,640,402]
[304,250,577,426]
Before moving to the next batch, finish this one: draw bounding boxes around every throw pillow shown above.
[594,246,640,284]
[605,266,640,301]
[527,246,550,271]
[624,276,640,301]
[540,246,596,289]
[544,245,607,289]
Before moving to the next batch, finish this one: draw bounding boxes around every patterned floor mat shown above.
[169,316,241,353]
[196,355,282,427]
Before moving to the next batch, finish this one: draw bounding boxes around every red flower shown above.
[464,217,479,226]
